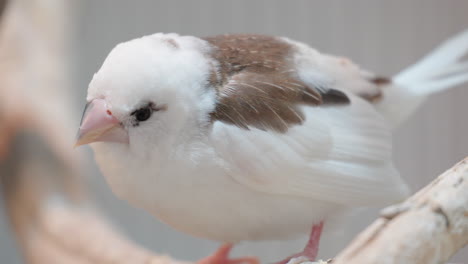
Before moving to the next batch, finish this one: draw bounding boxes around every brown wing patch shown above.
[204,34,350,132]
[203,34,293,88]
[211,73,324,132]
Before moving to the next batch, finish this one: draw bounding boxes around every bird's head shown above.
[76,33,217,152]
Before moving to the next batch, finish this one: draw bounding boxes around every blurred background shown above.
[0,0,467,263]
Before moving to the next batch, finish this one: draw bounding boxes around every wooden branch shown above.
[328,157,468,264]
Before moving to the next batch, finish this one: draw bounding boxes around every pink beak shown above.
[75,99,129,147]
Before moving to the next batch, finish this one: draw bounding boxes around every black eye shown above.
[133,107,152,122]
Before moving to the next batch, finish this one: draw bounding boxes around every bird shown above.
[76,30,468,264]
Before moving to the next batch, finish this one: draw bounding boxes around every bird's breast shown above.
[93,144,333,242]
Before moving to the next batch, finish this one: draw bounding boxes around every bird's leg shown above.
[302,221,324,260]
[197,243,259,264]
[274,222,324,264]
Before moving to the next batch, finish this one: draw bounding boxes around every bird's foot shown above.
[197,244,259,264]
[274,222,324,264]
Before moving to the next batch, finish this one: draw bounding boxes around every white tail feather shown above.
[376,29,468,128]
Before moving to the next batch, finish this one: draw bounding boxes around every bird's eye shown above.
[133,107,152,122]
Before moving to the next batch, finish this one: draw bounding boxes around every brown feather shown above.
[204,34,349,132]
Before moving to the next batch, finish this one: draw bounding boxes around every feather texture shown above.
[205,34,350,132]
[211,94,408,206]
[377,29,468,127]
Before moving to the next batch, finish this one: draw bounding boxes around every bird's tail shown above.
[375,29,468,129]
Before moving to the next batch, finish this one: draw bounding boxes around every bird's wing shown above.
[210,71,350,132]
[206,35,408,206]
[210,88,409,206]
[204,34,352,132]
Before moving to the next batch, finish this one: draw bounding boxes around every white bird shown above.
[76,31,468,264]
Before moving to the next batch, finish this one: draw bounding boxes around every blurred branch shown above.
[0,0,77,167]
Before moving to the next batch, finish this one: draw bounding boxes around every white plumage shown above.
[79,30,468,246]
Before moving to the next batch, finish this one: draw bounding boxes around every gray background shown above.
[1,0,468,263]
